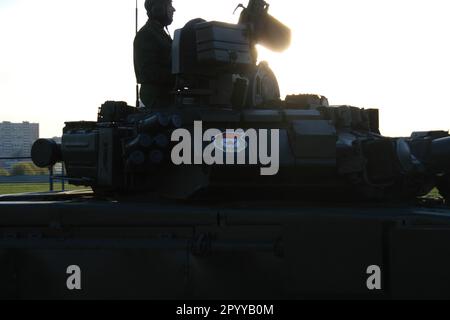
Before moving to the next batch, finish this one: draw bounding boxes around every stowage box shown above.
[195,21,252,67]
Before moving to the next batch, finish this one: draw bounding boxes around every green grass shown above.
[0,183,89,195]
[0,184,443,199]
[426,188,442,199]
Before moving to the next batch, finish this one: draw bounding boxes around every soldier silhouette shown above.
[134,0,176,109]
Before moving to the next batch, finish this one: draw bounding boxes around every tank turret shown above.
[31,0,450,204]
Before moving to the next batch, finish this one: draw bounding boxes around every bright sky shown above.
[0,0,449,138]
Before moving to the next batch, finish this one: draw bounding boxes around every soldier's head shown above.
[145,0,176,26]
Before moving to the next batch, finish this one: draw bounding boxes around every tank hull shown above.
[1,192,450,299]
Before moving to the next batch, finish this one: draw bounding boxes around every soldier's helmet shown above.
[145,0,174,26]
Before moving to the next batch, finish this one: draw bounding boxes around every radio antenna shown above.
[135,0,140,108]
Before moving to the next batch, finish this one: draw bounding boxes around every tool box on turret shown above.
[195,21,252,67]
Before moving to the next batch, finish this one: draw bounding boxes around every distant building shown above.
[0,121,39,157]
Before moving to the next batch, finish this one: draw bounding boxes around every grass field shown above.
[0,183,89,195]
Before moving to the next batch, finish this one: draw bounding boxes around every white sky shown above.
[0,0,449,138]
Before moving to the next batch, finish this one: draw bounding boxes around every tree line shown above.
[0,162,49,176]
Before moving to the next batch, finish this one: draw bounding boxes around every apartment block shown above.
[0,121,39,157]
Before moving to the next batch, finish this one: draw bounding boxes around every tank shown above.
[30,0,450,205]
[2,0,450,300]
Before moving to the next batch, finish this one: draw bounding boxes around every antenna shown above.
[135,0,139,35]
[135,0,140,108]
